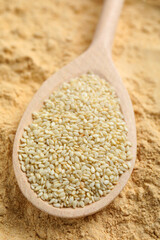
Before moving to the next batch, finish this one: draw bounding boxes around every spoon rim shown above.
[12,52,137,218]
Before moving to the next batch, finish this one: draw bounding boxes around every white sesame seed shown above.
[18,73,132,208]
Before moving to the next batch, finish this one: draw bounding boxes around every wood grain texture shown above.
[13,0,137,219]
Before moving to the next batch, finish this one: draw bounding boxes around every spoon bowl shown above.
[13,0,136,218]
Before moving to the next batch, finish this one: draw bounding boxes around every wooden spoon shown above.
[13,0,136,218]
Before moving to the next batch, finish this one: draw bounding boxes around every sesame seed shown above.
[18,73,132,208]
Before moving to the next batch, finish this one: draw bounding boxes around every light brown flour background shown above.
[0,0,160,239]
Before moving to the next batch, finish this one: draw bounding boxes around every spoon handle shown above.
[92,0,124,51]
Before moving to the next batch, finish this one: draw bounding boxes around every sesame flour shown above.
[0,0,160,239]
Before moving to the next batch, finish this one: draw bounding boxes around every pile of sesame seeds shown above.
[18,73,132,208]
